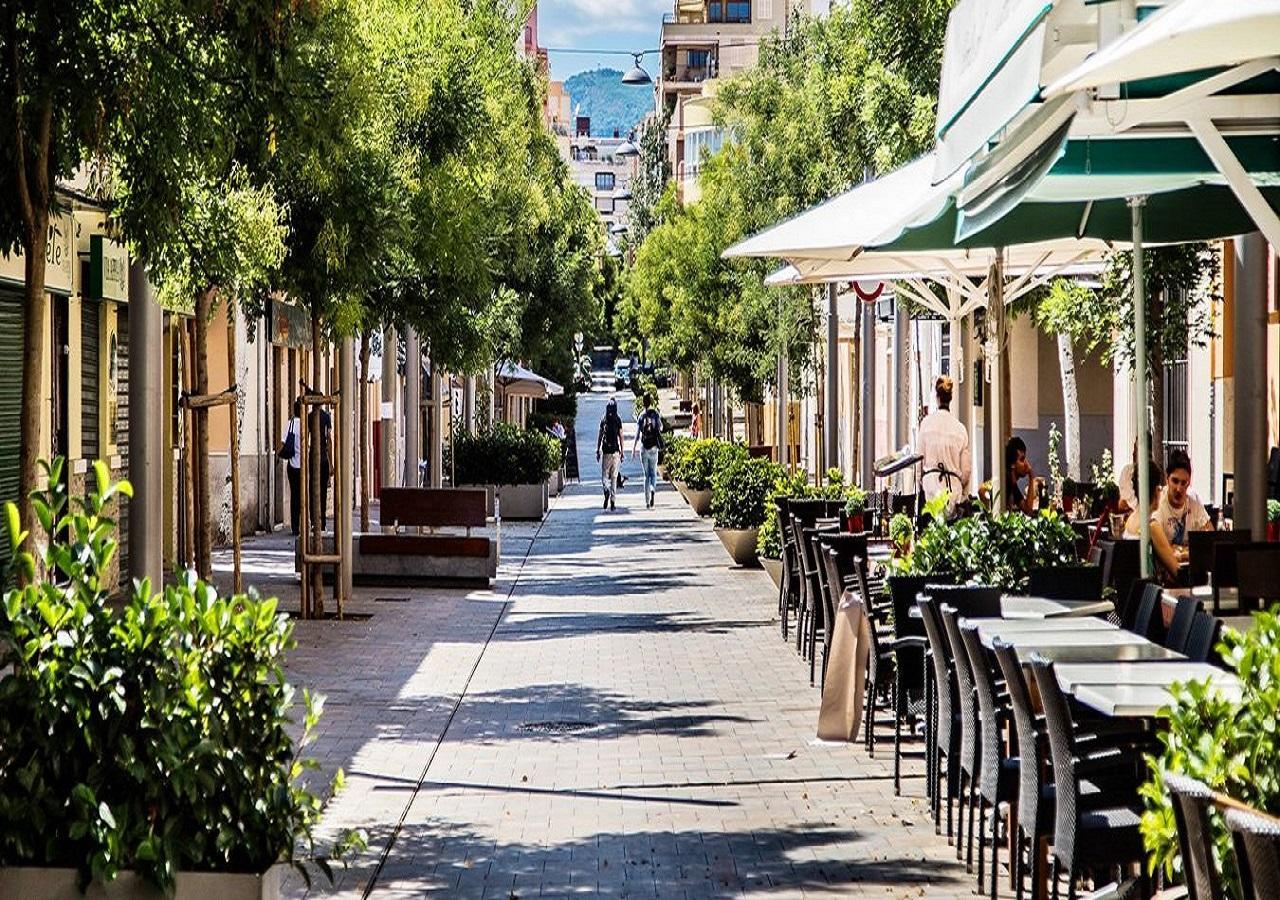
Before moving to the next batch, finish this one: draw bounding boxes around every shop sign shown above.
[90,234,129,302]
[0,211,76,294]
[270,297,312,348]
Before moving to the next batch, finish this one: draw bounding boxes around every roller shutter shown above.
[81,299,99,463]
[0,290,23,577]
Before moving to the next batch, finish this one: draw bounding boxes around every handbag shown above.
[277,421,296,461]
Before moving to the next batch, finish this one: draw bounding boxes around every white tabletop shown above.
[972,618,1116,645]
[1014,641,1187,663]
[1054,661,1237,692]
[980,628,1143,651]
[1000,596,1115,620]
[1072,681,1242,718]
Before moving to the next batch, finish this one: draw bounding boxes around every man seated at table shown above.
[1150,449,1213,578]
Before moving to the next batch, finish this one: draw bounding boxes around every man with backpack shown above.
[596,397,626,510]
[633,394,663,508]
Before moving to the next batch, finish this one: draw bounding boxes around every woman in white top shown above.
[283,399,302,535]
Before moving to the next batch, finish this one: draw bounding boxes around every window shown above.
[595,196,614,214]
[595,171,615,191]
[708,1,750,22]
[687,49,709,73]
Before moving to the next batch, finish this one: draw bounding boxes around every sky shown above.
[537,0,668,81]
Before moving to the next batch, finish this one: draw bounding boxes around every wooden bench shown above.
[352,488,497,585]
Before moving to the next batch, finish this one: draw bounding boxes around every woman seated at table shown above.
[1004,436,1039,514]
[1123,459,1164,539]
[1151,449,1213,575]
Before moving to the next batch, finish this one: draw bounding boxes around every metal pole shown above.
[403,328,420,487]
[1233,231,1268,537]
[1130,199,1152,578]
[428,359,443,488]
[859,299,876,490]
[127,261,163,586]
[892,299,907,451]
[776,352,789,467]
[337,337,354,610]
[988,256,1006,506]
[825,283,839,473]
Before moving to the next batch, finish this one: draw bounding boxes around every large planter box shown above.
[549,469,564,496]
[714,527,760,567]
[761,557,783,589]
[685,487,713,517]
[458,482,550,520]
[0,865,282,900]
[496,482,549,521]
[673,479,689,503]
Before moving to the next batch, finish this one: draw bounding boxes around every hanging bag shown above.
[278,420,296,462]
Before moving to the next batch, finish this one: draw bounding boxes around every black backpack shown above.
[639,411,662,450]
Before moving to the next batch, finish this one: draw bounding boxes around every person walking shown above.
[281,399,303,535]
[633,394,663,508]
[597,397,626,510]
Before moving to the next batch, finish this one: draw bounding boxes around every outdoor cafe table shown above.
[980,626,1187,662]
[973,617,1117,646]
[1071,679,1242,718]
[910,594,1115,621]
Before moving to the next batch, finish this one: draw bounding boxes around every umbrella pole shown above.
[1129,198,1152,579]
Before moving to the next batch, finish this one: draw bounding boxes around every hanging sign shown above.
[90,234,129,302]
[0,211,76,294]
[270,297,313,349]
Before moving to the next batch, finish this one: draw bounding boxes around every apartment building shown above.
[564,116,634,237]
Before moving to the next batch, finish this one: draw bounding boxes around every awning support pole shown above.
[987,254,1006,507]
[1130,198,1153,580]
[1186,115,1280,251]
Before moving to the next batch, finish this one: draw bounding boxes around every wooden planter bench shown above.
[353,488,497,585]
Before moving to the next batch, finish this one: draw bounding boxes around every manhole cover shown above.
[517,720,599,735]
[375,596,410,603]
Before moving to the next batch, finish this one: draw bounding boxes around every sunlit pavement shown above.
[221,392,967,898]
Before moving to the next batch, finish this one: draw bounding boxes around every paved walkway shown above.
[225,393,969,898]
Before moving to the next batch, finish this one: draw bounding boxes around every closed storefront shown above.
[0,290,22,575]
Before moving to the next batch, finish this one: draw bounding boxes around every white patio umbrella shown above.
[1045,0,1280,98]
[496,361,564,400]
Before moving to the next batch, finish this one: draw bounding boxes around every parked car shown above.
[613,359,632,390]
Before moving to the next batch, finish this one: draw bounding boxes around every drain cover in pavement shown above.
[375,596,410,603]
[517,720,599,735]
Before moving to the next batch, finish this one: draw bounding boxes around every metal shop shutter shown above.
[0,290,24,576]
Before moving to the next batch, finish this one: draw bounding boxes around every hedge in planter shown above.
[904,505,1078,591]
[0,460,362,892]
[453,423,560,486]
[756,469,854,560]
[681,440,746,492]
[711,457,784,531]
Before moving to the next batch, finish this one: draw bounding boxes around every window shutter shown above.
[758,0,772,22]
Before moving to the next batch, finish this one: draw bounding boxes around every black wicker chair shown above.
[940,606,982,872]
[960,622,1018,900]
[1184,610,1224,664]
[1226,807,1280,900]
[1128,582,1164,642]
[928,584,1004,618]
[1164,773,1225,900]
[1165,595,1202,653]
[919,595,960,840]
[1028,565,1104,602]
[1029,655,1149,900]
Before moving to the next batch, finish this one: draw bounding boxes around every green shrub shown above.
[755,469,858,560]
[905,507,1078,591]
[889,513,914,554]
[1267,498,1280,523]
[0,460,361,891]
[681,439,746,491]
[712,456,784,530]
[663,434,691,479]
[454,423,561,485]
[844,485,868,515]
[1139,609,1280,893]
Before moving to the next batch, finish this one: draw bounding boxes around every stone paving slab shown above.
[220,393,970,899]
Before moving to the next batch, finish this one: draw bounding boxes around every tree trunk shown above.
[309,303,324,617]
[16,207,49,559]
[358,330,370,532]
[225,304,242,593]
[1056,333,1081,481]
[192,287,214,578]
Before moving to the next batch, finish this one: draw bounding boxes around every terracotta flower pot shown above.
[846,512,865,533]
[1268,521,1280,542]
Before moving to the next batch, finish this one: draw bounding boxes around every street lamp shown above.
[622,53,652,85]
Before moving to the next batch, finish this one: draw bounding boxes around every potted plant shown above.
[711,456,782,567]
[843,485,868,533]
[889,512,914,560]
[454,423,560,520]
[681,440,744,517]
[1061,477,1078,515]
[0,460,363,898]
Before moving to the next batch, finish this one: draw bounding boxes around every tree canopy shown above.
[619,1,952,401]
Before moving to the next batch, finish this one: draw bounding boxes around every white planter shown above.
[495,482,548,521]
[0,865,282,900]
[686,487,713,517]
[714,527,760,567]
[762,556,783,589]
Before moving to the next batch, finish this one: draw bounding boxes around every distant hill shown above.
[563,68,653,139]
